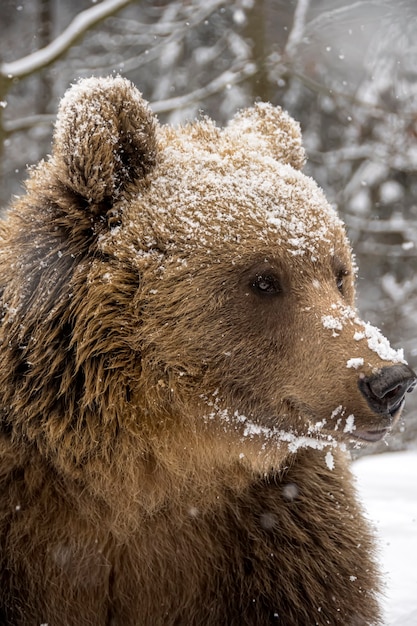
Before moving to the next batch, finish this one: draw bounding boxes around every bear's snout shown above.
[358,363,416,419]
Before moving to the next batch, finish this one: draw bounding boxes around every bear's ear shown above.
[226,102,305,170]
[52,76,158,206]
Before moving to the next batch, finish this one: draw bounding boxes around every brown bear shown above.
[0,76,415,626]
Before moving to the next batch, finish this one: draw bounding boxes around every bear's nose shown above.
[358,364,417,416]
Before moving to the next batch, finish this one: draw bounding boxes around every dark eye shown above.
[251,273,281,296]
[336,269,349,293]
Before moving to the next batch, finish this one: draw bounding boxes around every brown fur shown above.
[0,76,412,625]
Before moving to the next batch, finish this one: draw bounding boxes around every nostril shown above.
[358,364,417,416]
[384,384,404,403]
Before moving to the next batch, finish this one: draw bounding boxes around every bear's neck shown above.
[20,424,351,538]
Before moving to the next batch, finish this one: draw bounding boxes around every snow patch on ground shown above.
[353,450,417,625]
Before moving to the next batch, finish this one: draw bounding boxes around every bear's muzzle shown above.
[356,364,416,441]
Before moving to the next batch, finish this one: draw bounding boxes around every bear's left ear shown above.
[52,76,158,207]
[225,102,305,170]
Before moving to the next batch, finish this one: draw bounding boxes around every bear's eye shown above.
[336,269,349,294]
[251,273,281,296]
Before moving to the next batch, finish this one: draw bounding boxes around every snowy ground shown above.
[353,450,417,625]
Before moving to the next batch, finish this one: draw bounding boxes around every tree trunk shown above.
[38,0,53,114]
[244,0,271,102]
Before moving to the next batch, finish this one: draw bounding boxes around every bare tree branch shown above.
[108,0,226,75]
[114,0,225,37]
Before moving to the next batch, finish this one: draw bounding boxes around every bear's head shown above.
[0,77,415,490]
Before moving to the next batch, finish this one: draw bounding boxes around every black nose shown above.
[358,364,417,416]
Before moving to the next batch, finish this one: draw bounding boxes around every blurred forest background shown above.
[1,0,416,451]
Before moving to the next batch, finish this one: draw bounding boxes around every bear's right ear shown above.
[52,76,158,207]
[225,102,305,170]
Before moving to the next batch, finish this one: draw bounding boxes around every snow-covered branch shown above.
[304,0,392,36]
[0,0,133,80]
[4,60,255,135]
[285,0,311,58]
[4,114,55,136]
[151,62,256,114]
